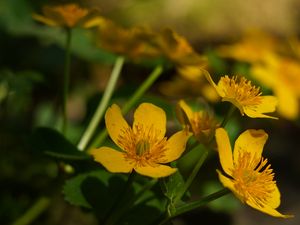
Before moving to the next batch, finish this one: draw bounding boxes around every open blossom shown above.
[91,103,191,178]
[32,3,99,28]
[176,100,219,144]
[204,72,278,119]
[215,128,292,218]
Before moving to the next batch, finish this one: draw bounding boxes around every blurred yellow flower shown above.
[215,128,292,218]
[158,74,219,102]
[32,3,99,28]
[204,73,278,119]
[217,30,280,63]
[156,29,208,78]
[176,100,219,144]
[251,55,300,120]
[91,103,191,178]
[97,23,161,59]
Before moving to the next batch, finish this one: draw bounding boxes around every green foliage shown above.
[30,127,90,160]
[0,69,43,116]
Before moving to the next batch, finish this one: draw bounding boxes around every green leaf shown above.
[63,170,138,222]
[161,170,185,205]
[30,127,89,160]
[63,170,115,208]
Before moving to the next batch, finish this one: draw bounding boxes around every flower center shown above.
[117,124,168,167]
[220,76,262,106]
[136,140,150,156]
[232,152,275,207]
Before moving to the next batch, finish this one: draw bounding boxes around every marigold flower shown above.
[215,128,292,218]
[176,100,219,144]
[251,55,300,120]
[204,72,278,119]
[91,103,191,178]
[32,3,99,28]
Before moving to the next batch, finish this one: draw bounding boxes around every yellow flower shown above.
[97,23,161,59]
[156,29,208,77]
[251,55,300,120]
[91,103,191,178]
[217,30,279,64]
[204,72,278,119]
[32,4,98,28]
[215,128,292,218]
[176,100,219,144]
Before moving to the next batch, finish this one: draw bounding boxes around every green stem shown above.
[174,188,230,217]
[62,28,72,135]
[221,104,236,127]
[77,56,125,151]
[12,197,50,225]
[102,172,136,225]
[88,65,163,149]
[157,188,230,225]
[174,148,208,203]
[121,65,163,114]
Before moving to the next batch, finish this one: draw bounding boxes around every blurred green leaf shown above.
[205,49,228,75]
[30,127,89,160]
[63,170,113,209]
[0,69,43,115]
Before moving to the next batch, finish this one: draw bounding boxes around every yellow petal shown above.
[133,103,166,139]
[222,97,244,115]
[251,63,277,88]
[275,86,298,120]
[216,170,235,192]
[267,185,281,209]
[203,71,224,97]
[233,129,268,165]
[246,198,293,218]
[161,130,191,163]
[32,14,59,26]
[134,164,177,178]
[176,100,193,128]
[105,104,130,149]
[178,100,193,121]
[215,128,233,175]
[243,96,278,119]
[90,147,133,173]
[82,16,108,28]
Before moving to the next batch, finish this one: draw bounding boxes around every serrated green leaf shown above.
[30,127,89,160]
[160,170,186,202]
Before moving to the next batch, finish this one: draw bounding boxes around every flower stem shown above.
[88,65,163,149]
[62,28,72,135]
[174,148,208,203]
[77,56,125,151]
[12,197,50,225]
[102,172,136,225]
[156,188,230,225]
[221,104,236,127]
[174,188,230,217]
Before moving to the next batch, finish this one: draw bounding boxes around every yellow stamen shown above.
[232,152,275,206]
[220,76,262,106]
[117,124,168,167]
